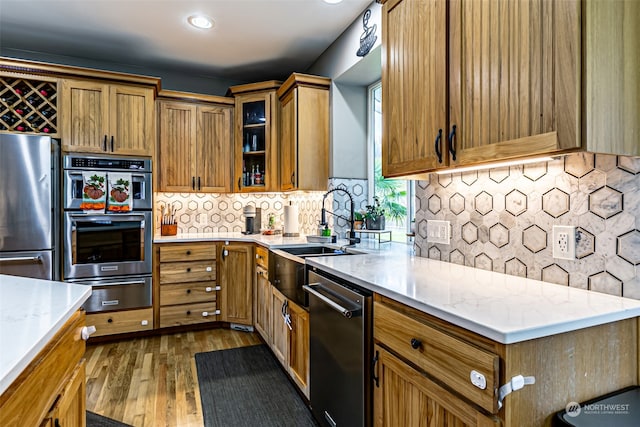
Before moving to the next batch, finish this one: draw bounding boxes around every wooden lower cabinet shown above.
[87,308,154,337]
[270,287,288,366]
[218,243,253,325]
[374,294,638,427]
[41,360,86,427]
[264,285,310,399]
[156,242,219,327]
[0,310,86,427]
[288,299,309,397]
[255,264,271,341]
[374,346,498,427]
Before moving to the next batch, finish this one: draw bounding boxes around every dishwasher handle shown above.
[303,283,361,319]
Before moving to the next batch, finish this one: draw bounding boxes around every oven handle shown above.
[0,256,42,263]
[93,280,147,287]
[68,213,146,223]
[303,283,361,319]
[67,171,149,180]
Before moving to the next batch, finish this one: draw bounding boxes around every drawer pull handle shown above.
[186,310,191,315]
[107,318,113,323]
[410,338,421,349]
[186,250,191,255]
[186,267,191,272]
[186,289,191,294]
[205,286,213,292]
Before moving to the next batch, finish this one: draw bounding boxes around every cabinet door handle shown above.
[103,135,107,151]
[197,176,201,191]
[192,177,196,190]
[372,350,380,388]
[410,338,422,349]
[238,177,242,191]
[222,248,228,260]
[290,171,295,185]
[448,124,457,161]
[434,129,443,163]
[110,135,114,152]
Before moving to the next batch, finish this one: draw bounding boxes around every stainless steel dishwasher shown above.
[304,268,372,427]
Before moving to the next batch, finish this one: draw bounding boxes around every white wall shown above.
[307,2,382,180]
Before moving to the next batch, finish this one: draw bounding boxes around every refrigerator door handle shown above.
[0,256,42,263]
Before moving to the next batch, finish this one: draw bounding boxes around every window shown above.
[368,82,415,242]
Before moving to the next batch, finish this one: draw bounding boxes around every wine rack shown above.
[0,77,58,135]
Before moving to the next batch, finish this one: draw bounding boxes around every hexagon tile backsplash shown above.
[154,192,326,236]
[414,152,640,300]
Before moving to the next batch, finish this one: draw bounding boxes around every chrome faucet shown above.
[320,187,361,246]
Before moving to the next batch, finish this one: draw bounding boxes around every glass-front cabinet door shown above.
[229,82,280,193]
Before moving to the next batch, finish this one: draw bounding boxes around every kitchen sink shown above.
[276,245,354,258]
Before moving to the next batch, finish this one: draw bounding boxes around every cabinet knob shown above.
[410,338,422,349]
[186,267,191,273]
[107,318,113,323]
[205,286,213,292]
[186,310,191,315]
[186,289,191,294]
[186,250,191,255]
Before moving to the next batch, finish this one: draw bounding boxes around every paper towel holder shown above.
[283,201,300,237]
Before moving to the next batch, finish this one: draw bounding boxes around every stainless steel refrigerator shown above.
[0,134,58,280]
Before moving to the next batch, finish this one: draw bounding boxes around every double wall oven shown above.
[63,154,153,313]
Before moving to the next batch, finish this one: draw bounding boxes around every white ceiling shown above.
[0,0,373,82]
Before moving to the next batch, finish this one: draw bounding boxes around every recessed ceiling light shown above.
[323,0,344,4]
[188,15,213,29]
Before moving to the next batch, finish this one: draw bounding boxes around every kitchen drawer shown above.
[160,302,219,328]
[159,244,216,262]
[86,308,153,337]
[159,260,216,284]
[160,282,218,306]
[373,301,499,414]
[255,245,269,269]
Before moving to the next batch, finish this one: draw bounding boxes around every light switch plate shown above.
[427,220,450,244]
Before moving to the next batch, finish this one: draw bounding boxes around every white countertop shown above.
[305,253,640,344]
[0,275,91,395]
[155,232,640,344]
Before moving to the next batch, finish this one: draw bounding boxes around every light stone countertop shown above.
[0,275,91,395]
[154,232,640,344]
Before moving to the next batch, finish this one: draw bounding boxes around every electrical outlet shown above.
[427,220,450,245]
[553,225,576,260]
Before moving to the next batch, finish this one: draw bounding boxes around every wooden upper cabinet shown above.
[198,105,233,192]
[448,0,581,167]
[276,73,331,191]
[382,0,448,177]
[381,0,582,177]
[156,93,234,193]
[584,0,639,157]
[157,101,196,192]
[61,79,154,156]
[228,81,281,193]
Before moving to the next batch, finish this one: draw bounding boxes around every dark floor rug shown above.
[86,411,132,427]
[195,344,318,427]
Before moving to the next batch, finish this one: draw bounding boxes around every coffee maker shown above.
[242,205,262,235]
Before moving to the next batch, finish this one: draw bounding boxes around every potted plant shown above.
[364,197,386,230]
[354,211,364,230]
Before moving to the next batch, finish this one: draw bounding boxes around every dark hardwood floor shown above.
[84,328,261,427]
